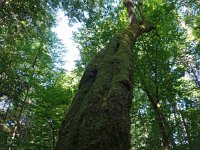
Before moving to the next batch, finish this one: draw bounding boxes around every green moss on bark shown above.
[56,24,141,150]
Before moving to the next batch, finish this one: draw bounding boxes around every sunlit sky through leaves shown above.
[52,10,81,71]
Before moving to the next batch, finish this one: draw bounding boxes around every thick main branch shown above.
[124,0,137,24]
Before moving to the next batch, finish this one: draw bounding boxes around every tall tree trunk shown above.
[56,1,154,149]
[143,43,170,150]
[175,103,192,148]
[56,24,139,150]
[145,90,170,150]
[56,25,154,150]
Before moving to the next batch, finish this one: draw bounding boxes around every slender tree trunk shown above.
[143,44,170,150]
[175,103,192,148]
[8,48,40,149]
[145,91,170,150]
[49,120,56,149]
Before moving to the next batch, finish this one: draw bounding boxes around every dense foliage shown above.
[0,0,76,149]
[0,0,199,149]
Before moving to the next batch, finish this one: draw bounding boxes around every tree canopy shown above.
[0,0,199,150]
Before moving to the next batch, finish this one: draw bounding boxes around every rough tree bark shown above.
[56,1,154,149]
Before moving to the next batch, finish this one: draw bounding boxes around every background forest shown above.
[0,0,199,150]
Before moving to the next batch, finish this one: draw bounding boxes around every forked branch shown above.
[124,0,138,24]
[124,0,156,33]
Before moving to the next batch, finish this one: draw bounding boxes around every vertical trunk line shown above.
[8,47,41,149]
[145,90,170,150]
[175,103,192,148]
